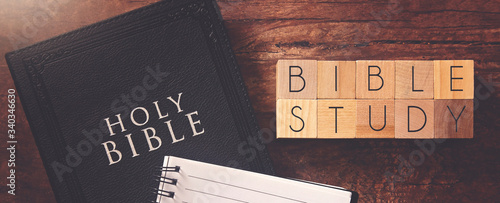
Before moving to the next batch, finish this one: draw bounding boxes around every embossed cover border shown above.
[5,0,274,202]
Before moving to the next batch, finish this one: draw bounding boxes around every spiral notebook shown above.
[5,0,274,201]
[154,156,353,203]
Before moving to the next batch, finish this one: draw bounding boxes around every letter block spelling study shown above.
[276,60,474,139]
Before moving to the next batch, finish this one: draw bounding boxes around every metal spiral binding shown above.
[151,166,180,202]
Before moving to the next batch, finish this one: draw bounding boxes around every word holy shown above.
[101,92,205,165]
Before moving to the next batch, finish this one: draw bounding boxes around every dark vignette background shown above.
[0,0,499,202]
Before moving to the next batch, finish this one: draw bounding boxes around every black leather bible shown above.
[5,0,274,202]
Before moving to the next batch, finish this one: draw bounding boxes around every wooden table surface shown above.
[0,0,499,202]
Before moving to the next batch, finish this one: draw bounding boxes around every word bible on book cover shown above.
[5,0,274,202]
[276,60,474,139]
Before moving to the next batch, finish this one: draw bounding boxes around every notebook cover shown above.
[5,0,274,202]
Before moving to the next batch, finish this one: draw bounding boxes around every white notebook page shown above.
[156,156,351,203]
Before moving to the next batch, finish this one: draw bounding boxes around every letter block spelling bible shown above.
[356,60,395,99]
[277,60,317,99]
[318,61,356,99]
[395,61,434,99]
[276,60,474,139]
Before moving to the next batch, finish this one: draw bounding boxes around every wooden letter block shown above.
[317,61,356,99]
[434,60,474,99]
[395,61,434,99]
[356,100,395,138]
[277,60,317,99]
[356,60,395,99]
[275,59,474,139]
[317,100,356,138]
[434,100,473,138]
[395,100,434,139]
[277,99,317,138]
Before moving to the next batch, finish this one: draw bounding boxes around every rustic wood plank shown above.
[0,0,499,202]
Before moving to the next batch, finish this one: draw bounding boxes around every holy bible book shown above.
[154,156,352,203]
[5,0,273,202]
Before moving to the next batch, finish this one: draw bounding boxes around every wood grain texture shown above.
[317,61,356,99]
[0,0,499,202]
[277,99,317,138]
[395,60,434,99]
[356,60,395,99]
[317,100,356,138]
[395,100,434,139]
[356,100,395,138]
[434,99,474,138]
[277,60,317,99]
[434,60,474,99]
